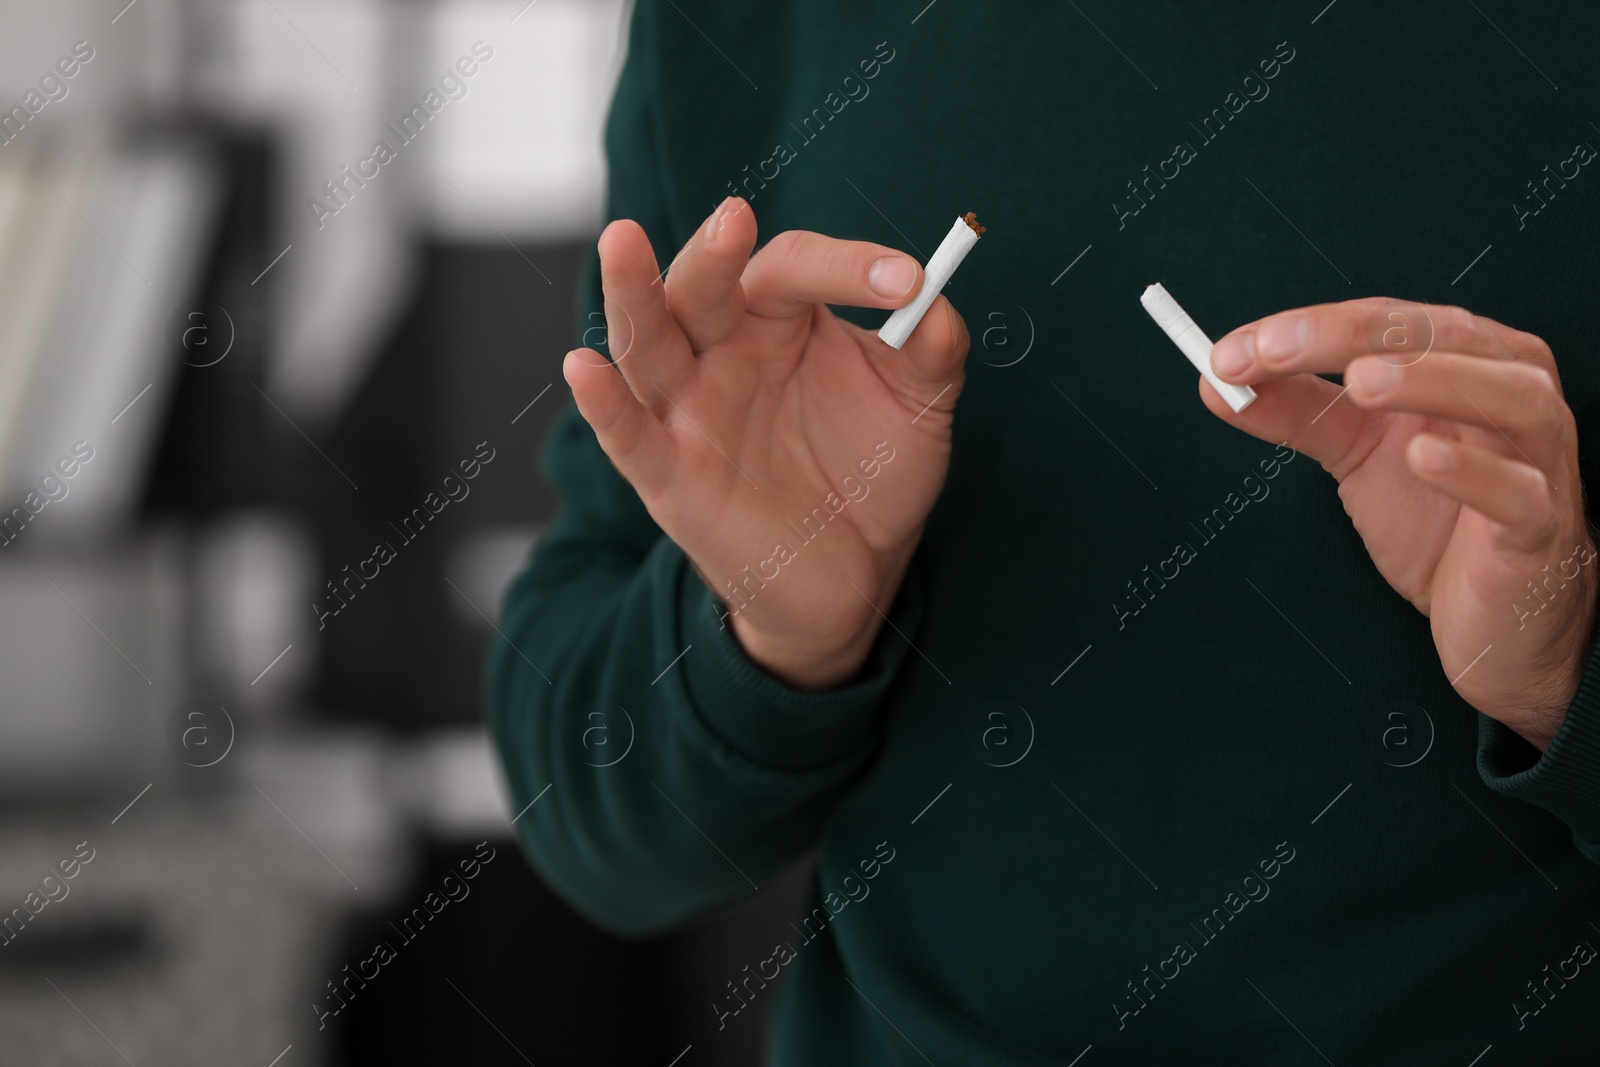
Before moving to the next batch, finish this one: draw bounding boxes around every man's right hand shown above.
[563,197,971,691]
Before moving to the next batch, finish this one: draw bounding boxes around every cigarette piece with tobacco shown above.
[878,213,985,350]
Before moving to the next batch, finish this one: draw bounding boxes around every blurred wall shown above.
[0,3,805,1065]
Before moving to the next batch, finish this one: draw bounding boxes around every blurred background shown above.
[0,1,808,1062]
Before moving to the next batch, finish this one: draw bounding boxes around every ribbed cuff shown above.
[1477,636,1600,863]
[672,551,924,775]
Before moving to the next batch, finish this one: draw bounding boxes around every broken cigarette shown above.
[1139,283,1257,413]
[878,212,985,350]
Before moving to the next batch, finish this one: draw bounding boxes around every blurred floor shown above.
[0,730,403,1066]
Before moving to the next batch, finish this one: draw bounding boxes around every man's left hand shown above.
[1206,298,1596,751]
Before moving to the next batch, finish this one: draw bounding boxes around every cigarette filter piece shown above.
[1139,283,1257,413]
[878,213,985,350]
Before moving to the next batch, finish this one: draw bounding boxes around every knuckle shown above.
[1507,325,1555,359]
[764,229,805,264]
[1515,364,1565,425]
[1356,295,1404,323]
[1521,475,1558,534]
[822,242,861,284]
[1437,304,1476,341]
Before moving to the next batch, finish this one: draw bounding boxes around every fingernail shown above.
[703,197,734,243]
[1211,334,1256,379]
[1351,358,1401,398]
[1414,436,1456,472]
[1256,314,1309,363]
[868,256,919,299]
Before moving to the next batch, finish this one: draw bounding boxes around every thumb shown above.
[875,294,970,421]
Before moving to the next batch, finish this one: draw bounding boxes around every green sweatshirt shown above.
[488,2,1600,1061]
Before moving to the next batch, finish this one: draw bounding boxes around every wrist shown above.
[728,609,878,692]
[725,548,917,692]
[1507,580,1598,752]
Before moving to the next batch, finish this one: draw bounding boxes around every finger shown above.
[741,230,923,319]
[596,219,696,398]
[563,349,676,497]
[1211,298,1514,385]
[1346,352,1572,473]
[1197,371,1366,474]
[1406,433,1557,552]
[664,197,756,351]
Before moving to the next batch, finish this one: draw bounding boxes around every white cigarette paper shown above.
[1139,283,1257,413]
[878,215,983,350]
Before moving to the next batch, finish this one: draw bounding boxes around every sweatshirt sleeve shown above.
[483,0,920,937]
[1476,628,1600,866]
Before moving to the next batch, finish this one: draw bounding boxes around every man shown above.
[489,2,1600,1061]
